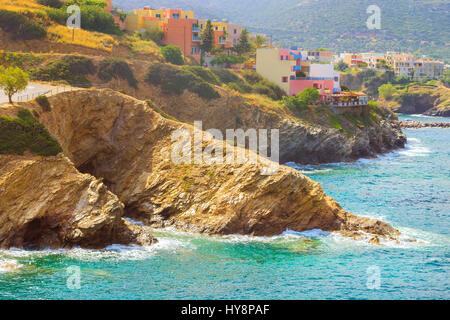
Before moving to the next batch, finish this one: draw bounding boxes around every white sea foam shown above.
[0,259,22,272]
[0,238,190,262]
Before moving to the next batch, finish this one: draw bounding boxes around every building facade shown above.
[256,48,340,96]
[413,59,444,80]
[343,53,364,67]
[124,7,240,62]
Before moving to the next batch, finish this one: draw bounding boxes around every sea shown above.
[0,114,448,300]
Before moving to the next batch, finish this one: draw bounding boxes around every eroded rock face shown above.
[22,89,399,239]
[0,154,155,249]
[133,87,406,164]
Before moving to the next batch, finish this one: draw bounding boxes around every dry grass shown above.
[0,0,43,12]
[48,25,119,52]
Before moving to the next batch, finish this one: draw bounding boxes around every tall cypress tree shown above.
[200,20,215,57]
[234,29,251,56]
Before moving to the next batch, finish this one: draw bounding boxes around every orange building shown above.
[160,18,202,62]
[343,54,364,67]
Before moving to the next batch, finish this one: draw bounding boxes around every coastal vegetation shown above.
[145,63,220,100]
[30,55,96,87]
[98,57,137,88]
[0,109,62,156]
[0,66,29,103]
[161,45,185,66]
[0,9,46,40]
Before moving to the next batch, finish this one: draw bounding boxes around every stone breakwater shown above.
[399,121,450,129]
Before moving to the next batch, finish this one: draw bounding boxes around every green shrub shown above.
[210,55,245,67]
[0,109,62,156]
[37,0,63,8]
[241,70,265,85]
[226,82,253,93]
[138,28,164,45]
[0,10,46,40]
[145,63,219,100]
[254,80,285,100]
[210,68,242,84]
[0,51,42,68]
[35,95,51,112]
[44,1,120,34]
[182,66,220,85]
[161,45,184,65]
[281,96,308,111]
[31,55,95,87]
[378,83,396,100]
[239,71,285,100]
[98,58,138,88]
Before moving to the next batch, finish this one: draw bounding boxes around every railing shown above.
[15,86,73,102]
[192,36,200,42]
[325,101,368,107]
[290,76,335,81]
[14,83,111,102]
[218,39,227,45]
[192,27,200,32]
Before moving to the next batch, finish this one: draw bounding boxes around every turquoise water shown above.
[1,115,449,300]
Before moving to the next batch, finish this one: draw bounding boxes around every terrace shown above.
[322,92,368,107]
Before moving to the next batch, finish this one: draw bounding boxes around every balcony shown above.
[192,36,200,42]
[192,26,200,32]
[218,39,227,45]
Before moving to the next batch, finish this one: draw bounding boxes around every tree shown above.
[0,66,29,104]
[335,61,349,72]
[252,34,267,49]
[161,45,184,65]
[378,83,396,100]
[298,87,320,105]
[234,29,251,56]
[200,20,215,56]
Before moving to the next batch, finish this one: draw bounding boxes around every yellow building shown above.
[199,20,228,33]
[125,14,160,33]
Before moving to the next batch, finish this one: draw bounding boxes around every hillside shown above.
[115,0,450,62]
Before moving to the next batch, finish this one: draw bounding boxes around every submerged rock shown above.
[15,89,399,239]
[0,154,155,249]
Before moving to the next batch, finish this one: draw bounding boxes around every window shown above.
[223,27,226,31]
[234,29,237,34]
[282,77,288,83]
[185,15,188,19]
[280,56,284,60]
[156,14,161,18]
[215,26,218,31]
[200,24,203,29]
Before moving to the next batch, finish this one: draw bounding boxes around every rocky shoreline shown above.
[399,121,450,129]
[0,89,401,249]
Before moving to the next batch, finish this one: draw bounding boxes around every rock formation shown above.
[13,89,399,239]
[399,121,450,129]
[134,87,406,164]
[0,154,155,249]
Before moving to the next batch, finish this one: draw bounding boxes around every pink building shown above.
[256,47,340,97]
[289,79,335,96]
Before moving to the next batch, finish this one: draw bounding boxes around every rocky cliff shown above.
[11,89,399,239]
[379,84,450,117]
[0,154,155,249]
[133,85,406,164]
